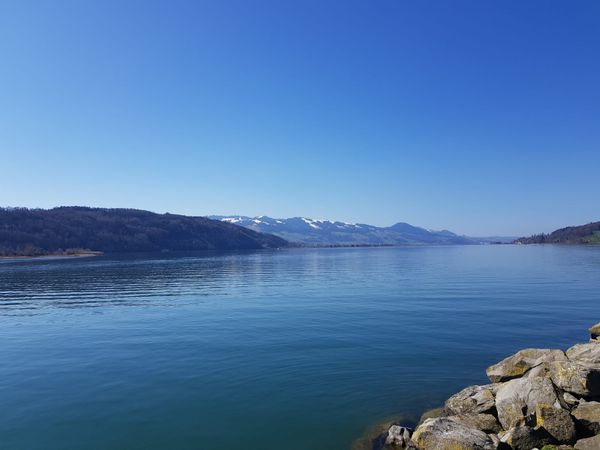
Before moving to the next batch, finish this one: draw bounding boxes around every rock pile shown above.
[374,323,600,450]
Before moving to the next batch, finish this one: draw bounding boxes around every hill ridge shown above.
[515,220,600,244]
[0,207,288,256]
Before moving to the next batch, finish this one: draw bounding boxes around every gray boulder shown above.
[445,384,498,415]
[384,425,416,449]
[498,425,553,450]
[486,348,568,383]
[589,322,600,341]
[528,360,600,397]
[412,417,497,450]
[572,400,600,436]
[575,433,600,450]
[566,342,600,367]
[534,403,576,444]
[529,446,575,450]
[495,376,559,429]
[447,413,502,433]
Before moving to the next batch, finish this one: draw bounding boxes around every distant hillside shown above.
[469,236,519,245]
[0,207,288,256]
[209,215,476,246]
[515,221,600,244]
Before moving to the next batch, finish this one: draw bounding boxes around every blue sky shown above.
[1,0,599,236]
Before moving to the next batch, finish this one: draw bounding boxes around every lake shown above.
[1,245,599,450]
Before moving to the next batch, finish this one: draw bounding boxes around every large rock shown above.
[589,322,600,341]
[486,349,568,383]
[384,425,416,449]
[417,407,447,426]
[566,342,600,367]
[528,360,600,397]
[445,384,498,415]
[498,425,553,450]
[572,400,600,436]
[575,433,600,450]
[352,418,415,450]
[411,417,497,450]
[495,376,560,429]
[447,413,502,433]
[534,403,576,444]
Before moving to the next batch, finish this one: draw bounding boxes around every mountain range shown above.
[0,207,523,257]
[209,215,495,246]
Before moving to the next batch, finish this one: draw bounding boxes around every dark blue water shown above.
[1,246,599,449]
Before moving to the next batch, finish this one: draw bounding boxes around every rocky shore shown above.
[365,323,600,450]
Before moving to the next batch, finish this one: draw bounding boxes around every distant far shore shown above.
[0,250,103,260]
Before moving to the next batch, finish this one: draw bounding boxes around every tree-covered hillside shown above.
[515,221,600,244]
[0,207,288,256]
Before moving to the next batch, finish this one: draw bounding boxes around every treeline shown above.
[0,246,99,257]
[0,207,288,256]
[515,221,600,244]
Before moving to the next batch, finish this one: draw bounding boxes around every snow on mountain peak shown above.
[222,217,243,224]
[301,217,321,229]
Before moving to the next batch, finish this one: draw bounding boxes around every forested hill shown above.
[0,207,288,256]
[515,221,600,244]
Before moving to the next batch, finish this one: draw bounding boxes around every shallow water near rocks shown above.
[1,245,599,450]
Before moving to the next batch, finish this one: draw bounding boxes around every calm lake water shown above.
[1,245,599,449]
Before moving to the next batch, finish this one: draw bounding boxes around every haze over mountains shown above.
[209,215,509,246]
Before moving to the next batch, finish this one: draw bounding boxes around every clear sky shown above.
[1,1,599,236]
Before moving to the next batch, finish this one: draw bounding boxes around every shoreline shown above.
[357,322,600,450]
[0,251,103,260]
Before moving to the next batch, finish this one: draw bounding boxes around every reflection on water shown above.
[1,246,600,450]
[0,251,297,313]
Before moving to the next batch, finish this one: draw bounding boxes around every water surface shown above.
[1,246,599,449]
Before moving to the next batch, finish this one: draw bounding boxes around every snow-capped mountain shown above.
[208,216,477,246]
